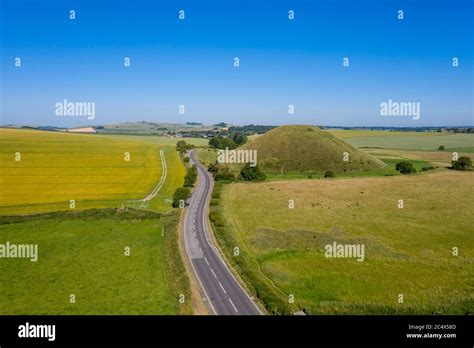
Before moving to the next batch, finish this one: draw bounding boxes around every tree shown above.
[172,187,191,208]
[231,132,248,146]
[209,137,221,149]
[176,140,193,154]
[219,137,238,149]
[184,165,198,187]
[395,161,416,174]
[324,170,335,178]
[438,145,445,151]
[240,163,266,181]
[208,136,238,149]
[451,156,472,171]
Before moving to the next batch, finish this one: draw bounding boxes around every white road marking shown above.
[229,298,238,312]
[219,282,227,294]
[183,150,262,315]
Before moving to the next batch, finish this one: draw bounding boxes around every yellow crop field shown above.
[0,128,183,214]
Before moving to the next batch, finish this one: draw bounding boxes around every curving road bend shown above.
[183,150,261,315]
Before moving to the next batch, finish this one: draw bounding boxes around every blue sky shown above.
[1,0,473,127]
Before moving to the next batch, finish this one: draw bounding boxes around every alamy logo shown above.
[55,99,96,120]
[18,322,55,341]
[217,147,257,167]
[325,242,365,262]
[0,241,38,262]
[380,99,420,120]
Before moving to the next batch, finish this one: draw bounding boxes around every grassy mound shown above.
[240,125,386,173]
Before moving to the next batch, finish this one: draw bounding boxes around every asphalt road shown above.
[183,150,261,315]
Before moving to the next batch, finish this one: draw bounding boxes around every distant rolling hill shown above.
[240,125,386,173]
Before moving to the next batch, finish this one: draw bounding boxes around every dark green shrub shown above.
[324,170,335,178]
[184,165,198,187]
[172,187,191,208]
[214,166,235,181]
[240,163,266,181]
[451,156,472,171]
[395,161,416,174]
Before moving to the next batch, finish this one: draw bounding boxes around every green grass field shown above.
[0,129,192,315]
[211,171,474,314]
[328,130,448,138]
[329,131,474,152]
[266,158,432,180]
[0,209,191,314]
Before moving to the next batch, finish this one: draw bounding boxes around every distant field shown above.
[328,130,448,138]
[364,148,474,168]
[97,121,214,136]
[330,130,474,151]
[0,209,191,314]
[0,129,185,214]
[213,171,474,314]
[102,134,209,147]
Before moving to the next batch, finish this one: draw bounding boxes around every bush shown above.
[324,170,335,178]
[208,163,235,181]
[451,156,472,171]
[240,163,266,181]
[184,165,198,187]
[421,166,435,171]
[183,157,190,163]
[438,145,445,151]
[172,187,191,208]
[395,161,416,174]
[208,163,218,174]
[215,171,235,181]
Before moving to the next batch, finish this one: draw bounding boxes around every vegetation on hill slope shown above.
[240,126,386,174]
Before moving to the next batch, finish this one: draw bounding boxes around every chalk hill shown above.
[240,125,386,173]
